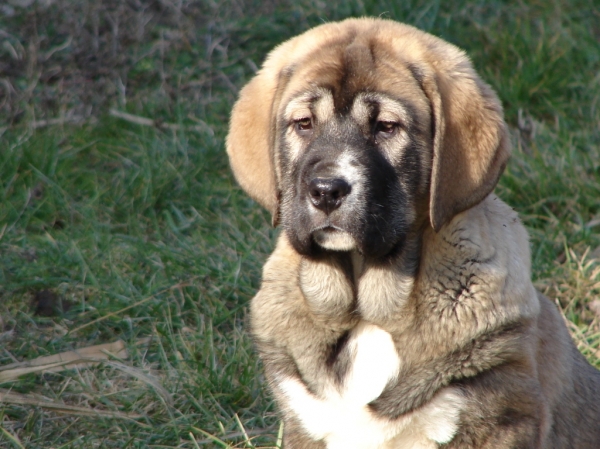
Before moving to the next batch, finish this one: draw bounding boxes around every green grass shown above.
[0,0,599,447]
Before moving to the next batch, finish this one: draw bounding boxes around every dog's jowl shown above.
[226,18,600,449]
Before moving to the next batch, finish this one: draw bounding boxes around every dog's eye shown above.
[375,121,399,137]
[294,118,313,133]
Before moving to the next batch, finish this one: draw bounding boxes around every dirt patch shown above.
[0,0,299,127]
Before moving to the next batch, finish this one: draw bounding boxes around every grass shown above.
[0,0,599,447]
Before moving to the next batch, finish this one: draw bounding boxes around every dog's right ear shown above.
[226,67,283,225]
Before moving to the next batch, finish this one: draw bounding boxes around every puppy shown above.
[226,17,600,449]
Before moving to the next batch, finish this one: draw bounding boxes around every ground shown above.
[0,0,599,447]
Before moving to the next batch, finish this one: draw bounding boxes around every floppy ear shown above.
[422,58,510,232]
[226,68,282,224]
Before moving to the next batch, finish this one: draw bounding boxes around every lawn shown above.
[0,0,599,447]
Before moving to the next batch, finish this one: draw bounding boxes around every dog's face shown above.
[276,51,433,258]
[227,18,510,259]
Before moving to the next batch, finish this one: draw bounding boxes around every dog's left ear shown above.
[421,54,510,232]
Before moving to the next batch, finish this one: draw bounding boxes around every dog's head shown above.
[227,18,509,259]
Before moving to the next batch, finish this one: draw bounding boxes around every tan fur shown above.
[227,18,600,449]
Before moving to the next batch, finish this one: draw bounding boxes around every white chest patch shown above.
[278,324,464,448]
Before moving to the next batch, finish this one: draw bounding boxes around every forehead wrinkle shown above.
[283,91,316,121]
[283,87,333,121]
[351,92,411,125]
[350,96,372,127]
[312,91,334,123]
[373,96,411,124]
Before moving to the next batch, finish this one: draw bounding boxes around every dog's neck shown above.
[298,230,423,328]
[354,231,422,324]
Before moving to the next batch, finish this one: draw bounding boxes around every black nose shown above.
[308,177,351,213]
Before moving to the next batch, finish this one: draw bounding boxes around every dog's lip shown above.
[311,225,346,234]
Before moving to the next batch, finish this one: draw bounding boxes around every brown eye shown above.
[295,117,313,133]
[375,121,399,137]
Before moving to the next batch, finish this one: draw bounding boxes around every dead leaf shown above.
[0,340,127,383]
[0,389,141,420]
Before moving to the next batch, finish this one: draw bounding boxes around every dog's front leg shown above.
[282,416,327,449]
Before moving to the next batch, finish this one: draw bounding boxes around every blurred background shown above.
[0,1,599,447]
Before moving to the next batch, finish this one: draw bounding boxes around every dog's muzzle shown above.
[308,177,351,214]
[307,176,357,251]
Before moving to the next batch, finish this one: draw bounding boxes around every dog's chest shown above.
[279,323,464,448]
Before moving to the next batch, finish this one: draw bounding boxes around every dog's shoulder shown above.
[423,193,528,266]
[416,194,540,339]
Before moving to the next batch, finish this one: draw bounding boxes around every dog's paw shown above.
[278,324,403,448]
[343,323,401,404]
[279,375,405,448]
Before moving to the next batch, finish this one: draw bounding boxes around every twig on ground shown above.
[31,116,91,128]
[0,389,143,420]
[109,108,212,134]
[0,340,128,383]
[68,280,197,335]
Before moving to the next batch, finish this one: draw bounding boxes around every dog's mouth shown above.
[312,226,357,252]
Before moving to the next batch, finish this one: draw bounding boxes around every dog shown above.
[226,18,600,448]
